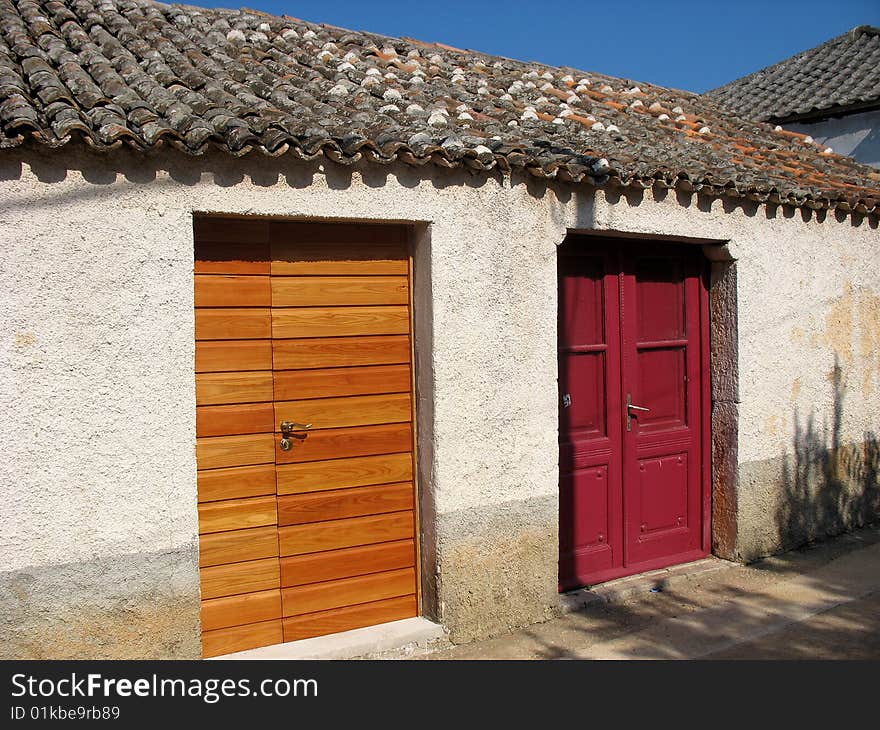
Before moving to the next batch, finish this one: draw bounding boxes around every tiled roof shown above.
[2,0,879,215]
[706,25,880,122]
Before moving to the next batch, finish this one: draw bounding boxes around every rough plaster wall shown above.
[0,147,566,654]
[559,187,880,559]
[1,145,878,654]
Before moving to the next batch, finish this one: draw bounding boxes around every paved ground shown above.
[423,525,880,660]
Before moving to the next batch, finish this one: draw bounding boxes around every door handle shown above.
[279,420,312,451]
[626,394,649,431]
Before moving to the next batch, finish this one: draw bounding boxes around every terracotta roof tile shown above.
[0,0,878,214]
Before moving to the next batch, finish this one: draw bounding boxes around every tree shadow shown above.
[422,523,880,660]
[776,356,880,551]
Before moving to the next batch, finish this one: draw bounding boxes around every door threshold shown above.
[209,617,449,660]
[560,556,735,612]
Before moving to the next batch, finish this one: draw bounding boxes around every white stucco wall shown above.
[581,191,880,465]
[788,109,880,169]
[1,144,878,653]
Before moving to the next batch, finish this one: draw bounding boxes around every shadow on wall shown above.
[777,356,880,550]
[2,145,878,230]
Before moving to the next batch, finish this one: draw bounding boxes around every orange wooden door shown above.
[194,218,419,658]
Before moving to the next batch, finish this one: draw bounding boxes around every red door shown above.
[558,238,709,590]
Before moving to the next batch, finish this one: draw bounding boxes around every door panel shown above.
[195,309,272,340]
[277,482,414,526]
[280,540,416,587]
[274,423,412,465]
[195,434,275,470]
[558,248,624,590]
[272,306,410,338]
[273,364,411,401]
[282,595,417,642]
[198,526,279,568]
[559,238,708,589]
[196,403,275,438]
[272,335,410,370]
[195,275,271,308]
[276,453,414,495]
[194,219,418,656]
[201,620,283,659]
[271,276,408,306]
[197,464,276,503]
[281,567,416,617]
[273,394,412,431]
[199,558,281,600]
[195,372,274,406]
[278,511,415,556]
[196,340,273,373]
[198,496,278,535]
[621,246,705,569]
[201,590,282,632]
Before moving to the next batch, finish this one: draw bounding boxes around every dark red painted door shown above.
[558,238,709,590]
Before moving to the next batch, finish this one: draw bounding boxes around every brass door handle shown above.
[280,421,312,433]
[280,421,312,451]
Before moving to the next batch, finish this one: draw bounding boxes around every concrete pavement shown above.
[423,525,880,660]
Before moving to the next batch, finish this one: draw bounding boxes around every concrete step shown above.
[560,556,735,612]
[211,617,449,660]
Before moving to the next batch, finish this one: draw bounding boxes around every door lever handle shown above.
[280,421,312,432]
[279,421,312,451]
[626,394,649,431]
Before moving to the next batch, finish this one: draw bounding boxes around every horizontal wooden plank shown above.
[200,557,280,600]
[281,567,416,617]
[202,619,282,658]
[195,258,270,276]
[276,423,413,465]
[198,464,276,503]
[195,372,273,406]
[281,539,415,587]
[277,452,413,495]
[272,335,410,370]
[201,589,282,632]
[272,258,409,276]
[195,308,271,340]
[196,340,273,373]
[278,510,414,556]
[198,496,277,535]
[196,433,275,470]
[199,526,278,567]
[282,595,417,642]
[271,306,409,339]
[196,403,275,438]
[195,275,271,308]
[274,393,411,433]
[273,365,411,401]
[195,217,270,245]
[277,482,414,526]
[271,276,408,307]
[271,233,408,276]
[270,221,407,247]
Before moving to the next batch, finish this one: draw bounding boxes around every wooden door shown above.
[194,218,419,657]
[558,238,709,590]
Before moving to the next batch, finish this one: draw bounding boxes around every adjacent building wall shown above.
[786,108,880,168]
[1,145,877,656]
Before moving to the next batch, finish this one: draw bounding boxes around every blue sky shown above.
[202,0,880,92]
